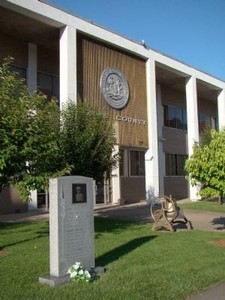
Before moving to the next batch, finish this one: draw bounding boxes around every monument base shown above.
[39,267,105,287]
[39,274,70,287]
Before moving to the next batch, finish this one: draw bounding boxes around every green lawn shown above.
[179,199,225,213]
[1,218,225,300]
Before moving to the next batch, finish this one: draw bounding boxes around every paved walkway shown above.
[1,202,225,299]
[1,202,225,232]
[94,202,225,232]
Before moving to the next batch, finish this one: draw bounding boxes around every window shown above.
[165,154,187,176]
[37,72,59,99]
[164,105,187,130]
[119,149,124,176]
[10,65,26,80]
[130,150,145,176]
[119,149,145,177]
[199,113,214,132]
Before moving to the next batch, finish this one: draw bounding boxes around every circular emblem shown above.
[100,67,129,109]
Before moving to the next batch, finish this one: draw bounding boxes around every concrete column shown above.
[156,83,165,196]
[145,59,160,203]
[185,76,200,200]
[217,89,225,129]
[27,43,37,95]
[111,145,121,204]
[27,43,38,210]
[60,25,77,109]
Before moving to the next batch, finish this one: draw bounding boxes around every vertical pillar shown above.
[60,25,77,109]
[111,145,121,204]
[27,43,37,95]
[27,43,38,210]
[145,59,160,202]
[185,76,200,200]
[217,89,225,129]
[156,83,165,196]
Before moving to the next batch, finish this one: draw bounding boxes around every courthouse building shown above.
[1,0,225,213]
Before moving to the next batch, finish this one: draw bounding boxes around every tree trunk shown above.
[219,194,223,205]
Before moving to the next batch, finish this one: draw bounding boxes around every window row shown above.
[164,105,217,132]
[120,150,187,177]
[9,65,59,100]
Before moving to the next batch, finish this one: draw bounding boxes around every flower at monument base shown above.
[67,262,94,282]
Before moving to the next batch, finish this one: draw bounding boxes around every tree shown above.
[199,126,212,148]
[0,58,68,200]
[185,128,225,204]
[60,100,118,182]
[0,58,118,201]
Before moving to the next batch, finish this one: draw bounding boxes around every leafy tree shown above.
[0,58,68,200]
[60,100,118,182]
[0,58,118,201]
[199,126,212,147]
[185,128,225,204]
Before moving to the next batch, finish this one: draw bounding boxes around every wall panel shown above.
[77,34,148,148]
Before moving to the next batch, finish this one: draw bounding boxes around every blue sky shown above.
[51,0,225,81]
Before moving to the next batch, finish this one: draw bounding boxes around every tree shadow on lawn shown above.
[95,204,151,224]
[96,235,157,267]
[0,221,49,251]
[94,216,148,239]
[211,217,225,230]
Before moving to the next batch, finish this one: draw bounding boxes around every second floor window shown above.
[164,105,187,130]
[199,113,217,132]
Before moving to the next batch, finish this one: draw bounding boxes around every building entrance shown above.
[95,178,111,204]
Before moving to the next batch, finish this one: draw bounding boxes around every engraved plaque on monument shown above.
[39,176,95,286]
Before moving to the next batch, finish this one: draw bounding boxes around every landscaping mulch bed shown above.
[0,250,6,257]
[212,240,225,248]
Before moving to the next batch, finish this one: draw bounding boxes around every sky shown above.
[50,0,225,81]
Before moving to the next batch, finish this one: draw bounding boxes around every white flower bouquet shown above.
[67,262,94,282]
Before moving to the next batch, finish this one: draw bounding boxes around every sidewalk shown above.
[1,201,225,231]
[0,209,49,223]
[187,280,225,300]
[94,202,225,232]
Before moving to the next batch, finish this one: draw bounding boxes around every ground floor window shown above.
[165,153,188,176]
[119,149,145,177]
[37,72,59,100]
[37,190,49,209]
[130,150,145,176]
[10,65,26,80]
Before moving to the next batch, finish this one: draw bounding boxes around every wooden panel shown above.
[121,177,146,203]
[0,186,28,214]
[161,85,186,107]
[77,34,148,148]
[163,127,188,154]
[164,177,188,199]
[198,97,217,117]
[37,45,59,75]
[0,33,27,67]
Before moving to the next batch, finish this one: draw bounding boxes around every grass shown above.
[179,199,225,213]
[1,218,225,300]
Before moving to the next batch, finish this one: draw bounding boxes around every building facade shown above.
[0,0,225,213]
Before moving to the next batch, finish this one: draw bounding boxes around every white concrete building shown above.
[0,0,225,213]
